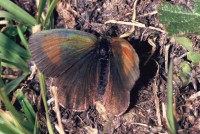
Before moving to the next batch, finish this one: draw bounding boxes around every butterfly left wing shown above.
[29,29,99,111]
[103,38,140,115]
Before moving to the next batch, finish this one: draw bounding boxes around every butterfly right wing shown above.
[103,38,140,115]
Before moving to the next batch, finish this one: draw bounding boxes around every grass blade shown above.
[0,0,37,26]
[38,71,54,134]
[0,33,31,60]
[17,26,31,54]
[17,91,36,124]
[3,73,28,94]
[0,109,32,134]
[0,89,33,131]
[167,61,178,134]
[1,60,19,69]
[37,0,47,23]
[0,59,4,88]
[43,0,59,29]
[33,114,40,134]
[1,59,26,71]
[0,32,30,72]
[0,122,17,134]
[0,10,21,22]
[0,50,29,73]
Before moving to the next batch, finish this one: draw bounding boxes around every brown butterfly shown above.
[29,29,140,116]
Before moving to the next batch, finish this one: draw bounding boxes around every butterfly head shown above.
[97,37,112,60]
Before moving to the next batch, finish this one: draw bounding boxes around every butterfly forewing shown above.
[29,29,97,77]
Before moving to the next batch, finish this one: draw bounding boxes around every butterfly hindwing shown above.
[55,50,99,110]
[103,38,140,115]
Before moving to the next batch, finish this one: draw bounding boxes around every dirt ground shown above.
[12,0,200,133]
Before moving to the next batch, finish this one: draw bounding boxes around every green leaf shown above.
[4,25,27,37]
[0,0,37,26]
[158,0,200,35]
[180,62,192,73]
[173,36,193,51]
[178,72,190,87]
[178,62,192,87]
[187,52,200,65]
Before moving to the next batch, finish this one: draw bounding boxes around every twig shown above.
[28,62,37,80]
[1,75,17,79]
[187,91,200,101]
[144,38,157,65]
[140,28,148,41]
[11,86,25,105]
[0,20,8,25]
[0,24,18,32]
[105,20,166,33]
[120,0,138,38]
[131,122,148,127]
[162,102,170,130]
[153,61,162,126]
[138,10,158,17]
[51,86,65,134]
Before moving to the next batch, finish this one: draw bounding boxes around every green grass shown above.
[0,0,59,133]
[167,61,178,134]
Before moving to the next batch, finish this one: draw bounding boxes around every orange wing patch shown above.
[40,35,67,64]
[111,38,139,76]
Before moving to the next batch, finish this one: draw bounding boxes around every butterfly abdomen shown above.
[98,58,110,95]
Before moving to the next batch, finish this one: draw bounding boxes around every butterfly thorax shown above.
[97,37,112,95]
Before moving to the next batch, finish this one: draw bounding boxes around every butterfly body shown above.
[96,37,112,95]
[29,29,140,116]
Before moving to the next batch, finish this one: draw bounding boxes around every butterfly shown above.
[29,29,140,116]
